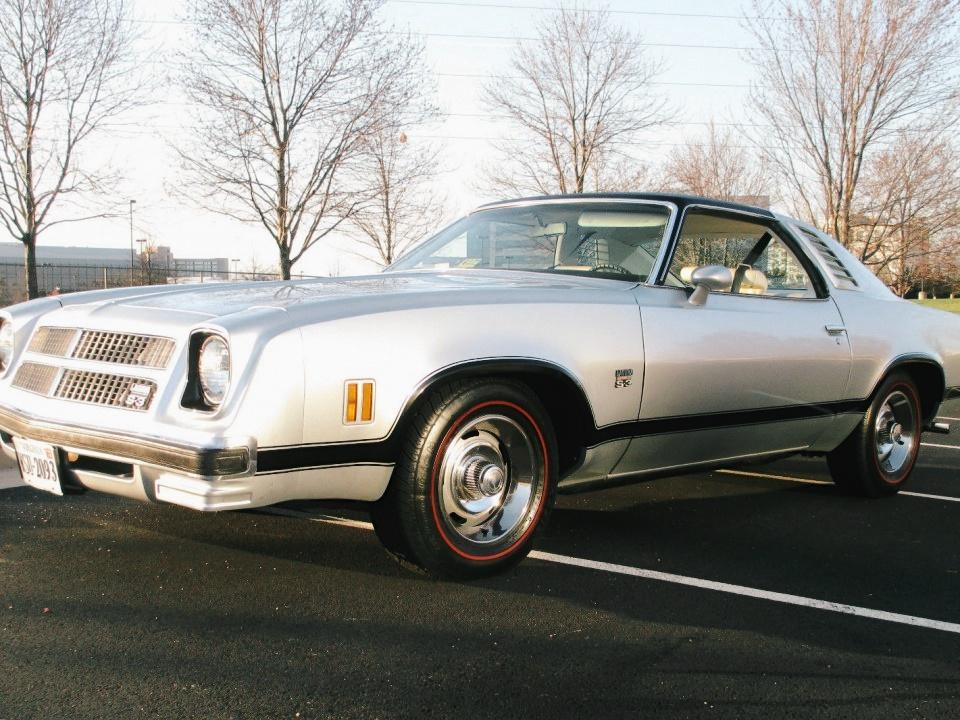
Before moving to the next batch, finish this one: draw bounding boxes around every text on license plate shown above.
[13,437,63,496]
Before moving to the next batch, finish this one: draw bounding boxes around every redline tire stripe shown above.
[429,400,550,562]
[872,382,921,485]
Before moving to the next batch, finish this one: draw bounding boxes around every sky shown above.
[33,0,760,277]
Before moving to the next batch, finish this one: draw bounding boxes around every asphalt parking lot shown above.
[1,400,959,719]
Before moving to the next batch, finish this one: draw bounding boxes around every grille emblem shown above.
[124,382,155,409]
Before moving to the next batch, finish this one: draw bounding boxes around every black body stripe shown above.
[588,399,868,445]
[254,398,868,475]
[257,439,396,474]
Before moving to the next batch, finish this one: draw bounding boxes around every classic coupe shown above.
[2,193,958,577]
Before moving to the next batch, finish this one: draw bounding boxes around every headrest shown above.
[739,268,769,295]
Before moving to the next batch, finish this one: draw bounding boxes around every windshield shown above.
[389,202,672,282]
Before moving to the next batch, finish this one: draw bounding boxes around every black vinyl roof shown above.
[476,192,776,218]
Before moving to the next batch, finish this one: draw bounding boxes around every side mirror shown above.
[688,265,734,306]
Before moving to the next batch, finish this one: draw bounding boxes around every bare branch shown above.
[745,0,960,253]
[481,3,669,196]
[349,128,443,266]
[661,119,772,203]
[178,0,427,279]
[0,0,140,298]
[850,132,960,295]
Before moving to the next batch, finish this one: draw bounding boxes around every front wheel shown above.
[827,372,922,497]
[371,379,557,578]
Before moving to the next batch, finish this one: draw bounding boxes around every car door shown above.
[610,207,852,480]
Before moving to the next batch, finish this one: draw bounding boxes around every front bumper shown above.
[0,403,395,509]
[0,403,259,511]
[0,404,250,476]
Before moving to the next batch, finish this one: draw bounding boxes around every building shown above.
[0,242,132,268]
[0,241,231,305]
[847,218,932,297]
[172,256,230,275]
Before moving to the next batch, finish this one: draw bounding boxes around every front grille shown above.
[72,331,175,369]
[11,362,60,395]
[28,327,78,357]
[54,370,157,411]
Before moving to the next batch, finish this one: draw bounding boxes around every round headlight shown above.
[198,335,230,406]
[0,321,14,371]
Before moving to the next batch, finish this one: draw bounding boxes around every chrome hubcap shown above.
[875,390,916,475]
[438,413,540,545]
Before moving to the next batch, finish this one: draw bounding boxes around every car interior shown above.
[665,212,817,299]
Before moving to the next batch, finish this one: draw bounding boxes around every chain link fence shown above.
[0,262,292,306]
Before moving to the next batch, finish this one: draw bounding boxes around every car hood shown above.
[52,269,637,325]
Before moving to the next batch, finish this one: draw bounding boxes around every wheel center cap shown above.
[891,423,903,443]
[479,465,506,495]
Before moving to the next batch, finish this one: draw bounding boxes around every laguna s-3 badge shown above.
[614,368,633,389]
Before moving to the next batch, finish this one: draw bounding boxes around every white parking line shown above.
[267,506,373,530]
[922,442,960,451]
[935,416,960,422]
[529,551,960,635]
[718,469,829,486]
[717,468,960,503]
[265,507,960,636]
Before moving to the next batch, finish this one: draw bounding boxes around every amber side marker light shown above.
[344,380,375,424]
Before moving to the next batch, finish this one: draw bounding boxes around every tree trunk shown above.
[279,244,292,280]
[23,234,39,299]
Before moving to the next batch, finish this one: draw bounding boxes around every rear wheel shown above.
[827,372,921,497]
[371,378,557,578]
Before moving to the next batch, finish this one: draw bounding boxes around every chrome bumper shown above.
[0,404,250,476]
[0,403,394,509]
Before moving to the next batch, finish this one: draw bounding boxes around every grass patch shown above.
[914,298,960,314]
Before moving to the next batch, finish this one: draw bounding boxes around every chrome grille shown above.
[28,327,78,357]
[54,370,157,411]
[72,331,175,369]
[11,362,60,395]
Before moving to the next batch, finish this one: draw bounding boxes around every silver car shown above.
[1,193,958,577]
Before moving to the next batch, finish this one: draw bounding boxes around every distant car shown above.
[1,193,958,577]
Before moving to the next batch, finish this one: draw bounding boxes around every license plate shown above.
[13,437,63,496]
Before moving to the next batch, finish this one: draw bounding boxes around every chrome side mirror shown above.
[688,265,734,306]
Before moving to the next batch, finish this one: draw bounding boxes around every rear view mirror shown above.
[690,265,734,290]
[531,222,567,238]
[688,265,734,305]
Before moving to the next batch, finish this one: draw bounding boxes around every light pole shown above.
[231,258,240,280]
[128,199,136,285]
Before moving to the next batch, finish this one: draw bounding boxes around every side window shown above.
[666,211,817,299]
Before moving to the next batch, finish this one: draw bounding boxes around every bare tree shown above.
[0,0,138,299]
[930,244,960,298]
[239,255,280,280]
[586,149,659,193]
[482,4,668,197]
[180,0,424,280]
[853,133,960,295]
[746,0,960,247]
[662,120,771,202]
[350,129,442,266]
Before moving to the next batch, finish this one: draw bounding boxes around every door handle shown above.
[825,325,847,337]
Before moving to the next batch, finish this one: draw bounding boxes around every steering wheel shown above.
[591,263,632,276]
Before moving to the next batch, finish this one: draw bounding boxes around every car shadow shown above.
[2,476,959,669]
